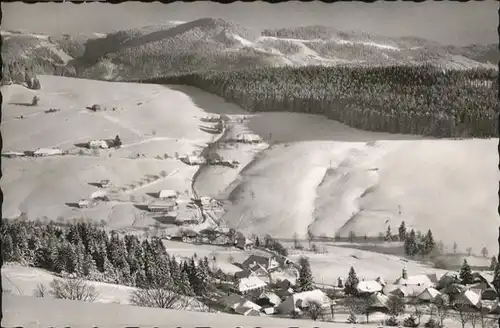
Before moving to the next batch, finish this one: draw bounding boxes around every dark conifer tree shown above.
[459,259,473,285]
[344,266,359,296]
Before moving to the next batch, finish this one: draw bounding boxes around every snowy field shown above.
[1,294,360,328]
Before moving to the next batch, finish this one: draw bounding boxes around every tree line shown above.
[139,65,498,138]
[1,218,214,299]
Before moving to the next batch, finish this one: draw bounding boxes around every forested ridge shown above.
[138,65,499,138]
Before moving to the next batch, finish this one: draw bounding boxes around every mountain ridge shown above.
[1,17,498,83]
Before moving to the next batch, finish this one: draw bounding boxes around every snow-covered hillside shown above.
[1,76,237,230]
[212,112,499,253]
[3,76,497,255]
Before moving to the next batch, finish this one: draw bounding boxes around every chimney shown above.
[402,267,408,280]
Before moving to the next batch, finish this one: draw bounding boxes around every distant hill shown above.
[1,18,498,82]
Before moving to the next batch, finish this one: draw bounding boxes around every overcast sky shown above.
[2,1,498,46]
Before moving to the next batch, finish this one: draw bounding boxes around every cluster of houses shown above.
[215,253,309,317]
[215,258,500,319]
[2,147,64,158]
[348,268,498,314]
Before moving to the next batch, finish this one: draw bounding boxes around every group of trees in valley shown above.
[143,65,497,138]
[1,218,214,304]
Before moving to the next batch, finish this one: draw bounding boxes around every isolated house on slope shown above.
[277,289,331,315]
[99,179,111,188]
[158,189,177,200]
[88,140,109,149]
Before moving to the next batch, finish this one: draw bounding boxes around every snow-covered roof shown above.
[289,289,331,308]
[370,292,390,308]
[458,290,482,308]
[417,287,441,301]
[224,294,261,312]
[237,276,267,292]
[357,280,383,293]
[159,190,177,199]
[394,275,435,287]
[213,261,243,275]
[258,291,281,306]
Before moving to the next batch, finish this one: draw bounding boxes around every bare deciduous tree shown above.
[50,278,100,302]
[130,288,186,310]
[432,297,450,328]
[307,301,325,321]
[34,283,48,297]
[466,247,473,256]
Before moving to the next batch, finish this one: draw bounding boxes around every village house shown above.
[456,290,482,309]
[34,148,63,157]
[147,199,177,212]
[277,289,332,315]
[417,287,442,303]
[235,234,254,250]
[466,281,498,301]
[223,294,262,316]
[369,292,391,312]
[233,275,267,295]
[242,255,280,272]
[158,189,177,200]
[394,268,437,288]
[357,280,384,295]
[256,291,282,308]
